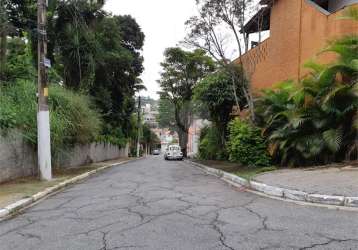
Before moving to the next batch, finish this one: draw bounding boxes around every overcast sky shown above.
[104,0,198,100]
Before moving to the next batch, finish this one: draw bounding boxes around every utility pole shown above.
[37,0,52,181]
[136,96,141,158]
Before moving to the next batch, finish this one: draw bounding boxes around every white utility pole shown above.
[136,96,141,158]
[37,0,52,181]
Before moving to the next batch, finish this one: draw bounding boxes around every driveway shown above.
[0,157,358,250]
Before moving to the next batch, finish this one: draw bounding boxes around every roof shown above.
[241,6,271,34]
[260,0,273,4]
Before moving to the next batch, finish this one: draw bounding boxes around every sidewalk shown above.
[254,163,358,197]
[189,159,358,208]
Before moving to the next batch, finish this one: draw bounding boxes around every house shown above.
[142,103,159,129]
[187,119,210,158]
[236,0,358,91]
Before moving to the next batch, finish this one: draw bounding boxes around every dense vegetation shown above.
[175,7,357,168]
[256,35,358,166]
[198,126,225,160]
[158,47,215,156]
[0,1,147,153]
[227,119,271,167]
[0,80,102,155]
[194,67,245,148]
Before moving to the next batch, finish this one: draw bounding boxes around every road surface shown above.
[1,157,358,250]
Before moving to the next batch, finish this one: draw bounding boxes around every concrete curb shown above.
[187,160,358,209]
[0,157,143,221]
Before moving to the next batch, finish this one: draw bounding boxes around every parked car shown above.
[164,145,183,161]
[152,149,160,155]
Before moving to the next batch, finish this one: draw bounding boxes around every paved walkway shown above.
[255,165,358,197]
[1,157,358,249]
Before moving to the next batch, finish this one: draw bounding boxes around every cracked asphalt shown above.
[1,157,358,250]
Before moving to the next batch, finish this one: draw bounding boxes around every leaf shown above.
[323,129,343,153]
[353,115,358,130]
[352,59,358,71]
[304,60,325,74]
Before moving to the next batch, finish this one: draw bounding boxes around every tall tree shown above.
[91,14,145,138]
[55,0,105,89]
[2,0,146,144]
[185,0,262,121]
[157,98,176,131]
[158,47,215,156]
[194,67,245,145]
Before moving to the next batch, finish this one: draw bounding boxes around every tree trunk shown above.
[178,129,189,158]
[174,102,192,158]
[231,74,240,108]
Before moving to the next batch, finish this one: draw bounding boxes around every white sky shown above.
[104,0,198,100]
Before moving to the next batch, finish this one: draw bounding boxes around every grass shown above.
[233,166,278,180]
[0,157,130,208]
[192,159,277,180]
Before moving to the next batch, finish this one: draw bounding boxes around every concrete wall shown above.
[0,135,129,183]
[55,143,129,168]
[236,1,358,91]
[0,134,37,184]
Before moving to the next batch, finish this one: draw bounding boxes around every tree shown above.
[90,14,145,139]
[2,0,146,146]
[194,66,245,145]
[5,37,35,81]
[54,0,105,90]
[185,0,262,121]
[158,47,215,156]
[157,98,176,130]
[142,124,160,154]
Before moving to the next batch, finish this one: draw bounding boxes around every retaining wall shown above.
[0,134,37,184]
[0,134,128,183]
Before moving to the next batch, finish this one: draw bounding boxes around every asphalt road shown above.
[1,157,358,250]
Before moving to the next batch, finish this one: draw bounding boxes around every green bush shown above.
[96,126,128,147]
[199,125,227,160]
[0,80,102,154]
[227,118,271,167]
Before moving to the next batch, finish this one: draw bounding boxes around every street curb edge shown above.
[0,157,144,221]
[186,160,358,209]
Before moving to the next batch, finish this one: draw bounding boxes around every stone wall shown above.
[0,134,37,183]
[0,135,129,183]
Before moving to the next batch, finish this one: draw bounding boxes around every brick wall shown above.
[237,1,358,92]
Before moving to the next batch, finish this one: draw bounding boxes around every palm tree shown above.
[257,32,358,166]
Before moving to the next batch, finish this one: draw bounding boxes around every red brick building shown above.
[236,0,358,91]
